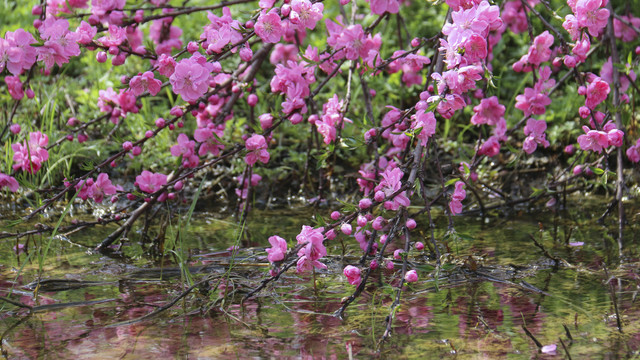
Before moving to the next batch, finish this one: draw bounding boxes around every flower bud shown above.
[134,10,144,23]
[290,113,303,124]
[405,270,418,282]
[96,51,107,63]
[240,46,253,62]
[187,41,199,54]
[359,198,372,209]
[341,223,352,235]
[9,124,21,134]
[247,94,258,107]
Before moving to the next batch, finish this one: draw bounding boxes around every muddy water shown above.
[0,198,639,359]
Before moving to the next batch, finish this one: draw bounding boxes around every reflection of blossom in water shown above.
[394,298,433,335]
[497,283,547,333]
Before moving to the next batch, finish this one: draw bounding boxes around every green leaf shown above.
[531,187,546,197]
[444,178,460,187]
[590,167,604,175]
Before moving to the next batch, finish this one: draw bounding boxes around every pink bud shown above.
[259,113,273,129]
[96,52,107,63]
[340,0,350,5]
[240,46,253,62]
[385,261,394,270]
[108,46,119,55]
[370,259,379,269]
[110,161,117,167]
[573,165,583,175]
[290,113,303,124]
[404,269,418,282]
[564,55,577,68]
[168,192,176,200]
[247,94,258,107]
[32,5,42,15]
[393,249,404,259]
[132,146,142,156]
[410,38,420,47]
[357,215,367,227]
[187,41,199,54]
[379,234,387,244]
[359,198,372,209]
[177,121,184,128]
[415,242,424,251]
[281,4,291,16]
[245,20,254,29]
[564,145,575,155]
[122,141,133,151]
[512,60,524,72]
[126,193,136,200]
[369,89,376,97]
[406,218,417,230]
[170,107,184,117]
[636,46,640,55]
[88,15,100,25]
[66,134,74,141]
[374,190,385,202]
[364,128,377,142]
[145,130,154,138]
[308,114,318,125]
[9,124,21,134]
[33,19,43,29]
[109,11,124,25]
[26,88,34,98]
[330,211,341,220]
[157,192,168,202]
[341,223,352,235]
[372,216,385,231]
[155,118,166,128]
[134,10,144,23]
[78,133,88,143]
[169,124,175,130]
[545,197,557,208]
[577,86,586,96]
[326,229,337,240]
[111,52,127,66]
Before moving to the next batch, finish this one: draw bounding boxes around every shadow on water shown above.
[0,195,639,359]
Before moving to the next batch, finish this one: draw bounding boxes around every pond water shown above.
[0,196,639,359]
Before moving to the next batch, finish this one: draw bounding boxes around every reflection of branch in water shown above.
[0,313,32,355]
[105,274,216,328]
